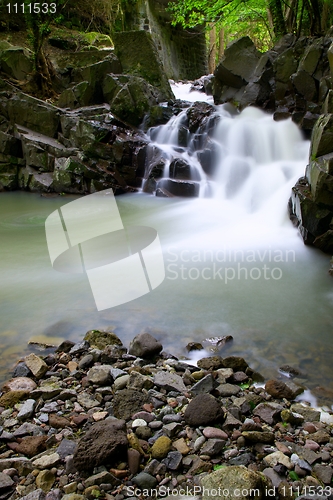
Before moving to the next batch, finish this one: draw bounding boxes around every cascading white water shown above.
[146,100,308,233]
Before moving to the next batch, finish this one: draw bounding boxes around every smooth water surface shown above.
[0,104,332,405]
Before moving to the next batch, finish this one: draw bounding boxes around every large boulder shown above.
[200,465,267,500]
[1,92,61,138]
[113,31,173,100]
[0,45,33,80]
[73,419,128,472]
[106,75,162,127]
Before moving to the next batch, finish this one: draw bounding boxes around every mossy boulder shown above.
[3,92,61,138]
[201,465,268,500]
[0,45,33,80]
[107,75,162,127]
[113,31,173,100]
[84,330,123,350]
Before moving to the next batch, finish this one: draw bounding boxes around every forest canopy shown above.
[167,0,333,51]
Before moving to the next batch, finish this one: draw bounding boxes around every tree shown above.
[167,0,333,54]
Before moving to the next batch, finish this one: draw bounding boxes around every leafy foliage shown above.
[168,0,333,54]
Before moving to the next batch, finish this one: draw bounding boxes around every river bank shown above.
[0,331,332,500]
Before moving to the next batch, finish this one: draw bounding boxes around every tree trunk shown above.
[208,24,217,73]
[268,0,287,39]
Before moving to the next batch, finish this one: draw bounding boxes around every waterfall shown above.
[144,97,309,231]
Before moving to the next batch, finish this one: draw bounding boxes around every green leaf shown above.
[289,471,299,481]
[213,464,226,470]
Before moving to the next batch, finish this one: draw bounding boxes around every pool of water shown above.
[0,190,332,406]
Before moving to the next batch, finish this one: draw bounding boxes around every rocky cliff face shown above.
[213,34,333,136]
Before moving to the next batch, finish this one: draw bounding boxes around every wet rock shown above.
[184,394,224,426]
[222,356,249,372]
[157,179,200,198]
[128,333,162,358]
[201,465,266,500]
[73,419,128,472]
[113,389,149,419]
[13,362,31,378]
[84,330,122,350]
[265,379,303,400]
[197,356,224,370]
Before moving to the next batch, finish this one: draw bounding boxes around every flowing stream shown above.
[0,85,332,405]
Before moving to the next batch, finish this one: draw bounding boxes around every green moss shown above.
[0,390,28,408]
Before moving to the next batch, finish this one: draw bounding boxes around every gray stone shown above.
[0,46,33,80]
[0,471,14,490]
[200,439,225,457]
[263,468,284,488]
[2,376,37,393]
[77,392,100,409]
[32,453,61,469]
[20,489,46,500]
[162,451,183,470]
[17,399,36,420]
[190,374,214,395]
[132,472,157,490]
[154,371,187,393]
[229,452,255,466]
[87,365,112,385]
[128,332,163,358]
[216,383,241,397]
[78,355,94,370]
[57,439,77,459]
[12,362,31,378]
[162,422,182,438]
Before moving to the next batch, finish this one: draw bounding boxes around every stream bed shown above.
[0,93,332,406]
